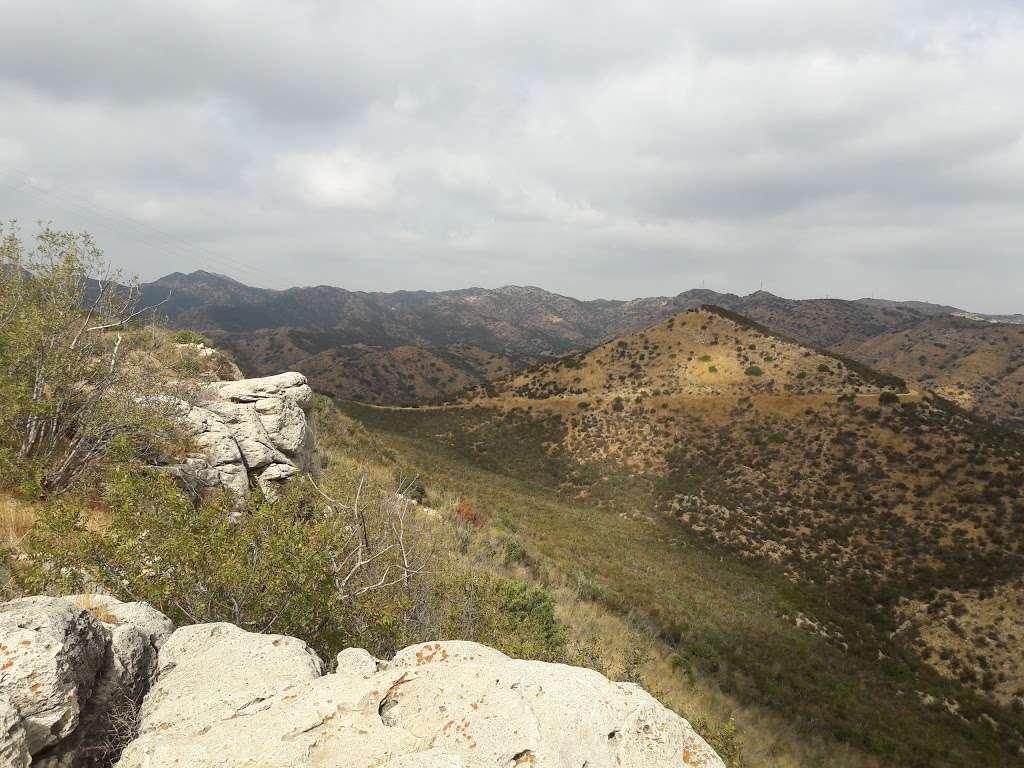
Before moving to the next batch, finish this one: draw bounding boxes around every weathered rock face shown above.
[165,372,320,501]
[116,625,724,768]
[0,595,173,767]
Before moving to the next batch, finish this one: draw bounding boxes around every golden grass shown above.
[0,494,36,551]
[71,592,121,624]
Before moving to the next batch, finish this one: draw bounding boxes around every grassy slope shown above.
[340,400,1023,768]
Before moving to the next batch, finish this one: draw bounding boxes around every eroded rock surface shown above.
[117,628,723,768]
[164,371,320,500]
[0,595,173,767]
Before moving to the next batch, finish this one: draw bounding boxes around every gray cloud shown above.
[0,0,1021,311]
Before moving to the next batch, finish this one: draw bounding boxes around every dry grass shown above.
[548,589,883,768]
[71,592,121,624]
[0,494,36,552]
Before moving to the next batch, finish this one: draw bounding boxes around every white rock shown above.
[0,594,174,766]
[0,597,107,756]
[0,695,30,768]
[134,623,325,736]
[116,632,723,768]
[161,372,320,501]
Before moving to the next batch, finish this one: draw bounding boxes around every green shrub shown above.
[879,391,900,406]
[611,396,625,412]
[0,226,175,495]
[20,466,570,664]
[503,537,529,565]
[698,354,712,362]
[708,366,718,374]
[744,366,764,377]
[817,363,831,373]
[172,329,210,346]
[690,716,745,768]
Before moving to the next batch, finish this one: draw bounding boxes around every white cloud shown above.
[0,0,1020,310]
[276,151,395,210]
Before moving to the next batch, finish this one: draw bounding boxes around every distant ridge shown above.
[137,270,1024,426]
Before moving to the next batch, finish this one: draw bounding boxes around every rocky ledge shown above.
[1,595,724,768]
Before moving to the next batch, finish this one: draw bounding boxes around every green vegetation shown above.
[0,226,174,496]
[172,329,210,345]
[744,365,764,377]
[341,399,1024,768]
[879,391,900,405]
[1,227,571,672]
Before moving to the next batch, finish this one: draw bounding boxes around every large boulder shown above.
[164,372,320,501]
[116,629,723,768]
[0,595,173,767]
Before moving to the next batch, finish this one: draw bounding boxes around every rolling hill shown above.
[334,307,1024,766]
[142,272,1023,426]
[836,316,1024,430]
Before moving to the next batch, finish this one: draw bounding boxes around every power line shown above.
[0,164,279,286]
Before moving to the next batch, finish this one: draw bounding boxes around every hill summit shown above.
[499,306,905,401]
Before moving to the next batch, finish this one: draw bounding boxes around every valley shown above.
[332,306,1024,767]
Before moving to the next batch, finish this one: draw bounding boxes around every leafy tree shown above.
[0,225,173,495]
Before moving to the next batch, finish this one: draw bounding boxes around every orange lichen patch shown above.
[1,660,13,671]
[512,749,535,764]
[681,744,713,766]
[30,683,43,693]
[414,643,450,666]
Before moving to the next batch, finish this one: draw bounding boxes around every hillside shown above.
[142,272,1023,429]
[835,316,1024,430]
[498,306,904,402]
[335,308,1024,766]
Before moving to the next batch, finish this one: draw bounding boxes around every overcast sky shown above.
[1,1,1022,311]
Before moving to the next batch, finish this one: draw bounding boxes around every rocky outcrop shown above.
[164,372,320,501]
[0,595,173,767]
[116,624,724,768]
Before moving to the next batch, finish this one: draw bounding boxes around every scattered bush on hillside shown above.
[611,396,625,412]
[171,329,210,346]
[18,466,568,663]
[455,498,485,527]
[879,391,901,406]
[0,225,177,496]
[744,366,764,377]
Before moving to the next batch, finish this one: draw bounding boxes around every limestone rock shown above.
[116,631,723,768]
[0,694,30,768]
[163,372,320,501]
[134,623,324,735]
[0,595,173,767]
[0,597,107,757]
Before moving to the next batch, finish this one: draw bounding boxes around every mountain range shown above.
[142,271,1024,429]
